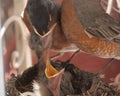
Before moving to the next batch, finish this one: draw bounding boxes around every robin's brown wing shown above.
[86,15,120,43]
[72,0,120,43]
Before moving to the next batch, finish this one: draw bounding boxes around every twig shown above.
[97,58,115,76]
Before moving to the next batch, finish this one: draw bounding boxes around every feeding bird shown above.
[22,0,120,59]
[6,0,120,95]
[22,0,66,95]
[13,25,64,96]
[19,0,120,95]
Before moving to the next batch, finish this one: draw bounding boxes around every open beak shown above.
[32,20,62,95]
[45,51,64,96]
[45,50,59,78]
[45,59,59,78]
[45,53,64,96]
[33,23,57,38]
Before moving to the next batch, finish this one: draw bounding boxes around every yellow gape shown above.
[45,52,58,78]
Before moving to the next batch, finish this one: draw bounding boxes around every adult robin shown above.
[23,0,120,59]
[61,0,120,59]
[21,0,120,95]
[22,0,120,80]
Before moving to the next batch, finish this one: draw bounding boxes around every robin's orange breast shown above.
[61,0,120,59]
[51,23,71,50]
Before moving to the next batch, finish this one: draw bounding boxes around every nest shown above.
[6,60,120,96]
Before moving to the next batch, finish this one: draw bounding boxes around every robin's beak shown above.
[45,51,59,78]
[33,22,60,77]
[43,50,64,96]
[45,53,64,96]
[45,50,64,96]
[33,22,63,95]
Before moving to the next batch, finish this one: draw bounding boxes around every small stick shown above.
[97,58,115,76]
[65,49,80,63]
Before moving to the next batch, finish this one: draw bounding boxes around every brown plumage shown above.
[61,0,120,59]
[22,0,120,59]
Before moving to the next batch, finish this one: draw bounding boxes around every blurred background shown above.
[0,0,120,95]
